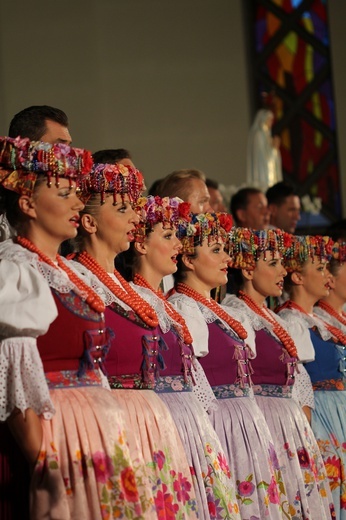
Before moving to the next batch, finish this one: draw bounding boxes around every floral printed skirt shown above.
[254,388,335,520]
[112,389,199,519]
[31,386,151,519]
[158,390,241,520]
[311,389,346,519]
[208,390,288,519]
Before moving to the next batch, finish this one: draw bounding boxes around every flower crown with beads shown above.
[228,227,288,270]
[177,212,233,255]
[0,136,93,196]
[134,195,191,243]
[80,162,145,205]
[283,234,334,272]
[330,241,346,264]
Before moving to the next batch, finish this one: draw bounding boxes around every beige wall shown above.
[0,0,250,191]
[0,1,344,212]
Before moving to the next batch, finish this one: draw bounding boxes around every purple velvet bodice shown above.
[159,329,195,381]
[251,329,297,387]
[104,302,194,388]
[37,290,110,375]
[198,321,254,387]
[104,303,164,388]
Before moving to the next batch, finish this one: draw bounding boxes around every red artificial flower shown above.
[178,202,191,220]
[218,213,233,232]
[82,150,94,174]
[283,232,293,248]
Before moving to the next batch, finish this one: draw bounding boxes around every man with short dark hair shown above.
[230,187,269,230]
[9,105,71,144]
[92,148,135,168]
[266,181,301,233]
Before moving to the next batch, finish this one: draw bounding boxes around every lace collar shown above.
[314,305,346,334]
[130,283,176,334]
[278,306,335,342]
[70,260,132,311]
[0,239,86,297]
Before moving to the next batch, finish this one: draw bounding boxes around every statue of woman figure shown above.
[246,109,283,190]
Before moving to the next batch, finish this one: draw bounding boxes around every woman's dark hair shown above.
[115,227,155,281]
[0,175,46,233]
[116,244,138,281]
[283,272,295,294]
[226,268,244,295]
[173,251,197,285]
[327,258,341,277]
[0,187,21,229]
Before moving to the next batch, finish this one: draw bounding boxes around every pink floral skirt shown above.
[209,391,288,519]
[31,386,152,519]
[255,389,335,520]
[112,389,199,519]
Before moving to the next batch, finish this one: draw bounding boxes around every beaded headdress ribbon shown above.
[177,212,233,255]
[80,162,145,205]
[0,136,93,196]
[134,195,191,243]
[228,227,288,270]
[283,234,334,272]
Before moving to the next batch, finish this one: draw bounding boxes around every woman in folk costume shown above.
[167,211,289,519]
[70,166,199,518]
[117,196,241,520]
[222,227,335,520]
[277,235,346,518]
[0,137,144,520]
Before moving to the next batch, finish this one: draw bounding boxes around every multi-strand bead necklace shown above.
[282,299,346,346]
[77,251,159,328]
[238,291,298,358]
[176,283,248,341]
[133,274,193,345]
[16,236,105,314]
[316,300,346,328]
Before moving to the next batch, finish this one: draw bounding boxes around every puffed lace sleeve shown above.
[168,293,218,412]
[277,309,315,362]
[292,364,315,410]
[168,293,209,357]
[221,295,257,355]
[0,252,57,421]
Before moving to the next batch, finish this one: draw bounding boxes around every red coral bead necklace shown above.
[133,274,193,345]
[16,236,105,314]
[281,299,346,346]
[77,251,159,328]
[176,282,248,341]
[238,291,298,357]
[316,300,346,328]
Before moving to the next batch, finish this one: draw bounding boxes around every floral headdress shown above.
[177,212,233,254]
[80,162,145,205]
[0,136,93,196]
[331,241,346,264]
[283,234,334,272]
[228,227,288,270]
[134,195,191,242]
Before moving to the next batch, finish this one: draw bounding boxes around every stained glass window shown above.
[249,0,341,224]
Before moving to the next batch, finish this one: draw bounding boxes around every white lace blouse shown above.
[0,240,67,421]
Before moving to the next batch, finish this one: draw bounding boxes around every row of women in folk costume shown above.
[0,136,343,520]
